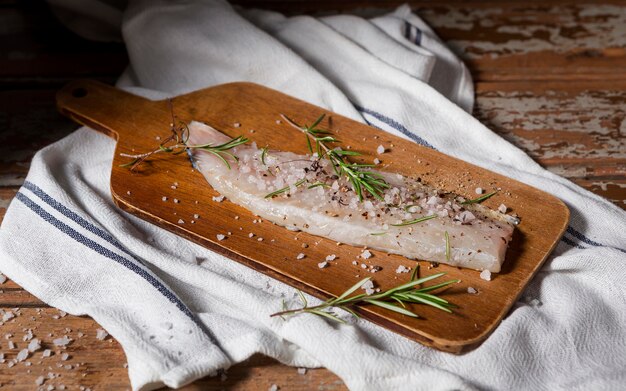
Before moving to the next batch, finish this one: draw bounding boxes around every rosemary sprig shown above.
[189,136,249,169]
[280,113,390,201]
[461,190,499,205]
[264,178,307,198]
[270,272,459,322]
[260,147,269,165]
[120,100,248,170]
[391,214,437,227]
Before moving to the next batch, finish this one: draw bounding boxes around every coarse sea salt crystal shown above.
[42,349,52,357]
[177,219,185,224]
[480,270,492,281]
[317,261,329,269]
[467,287,478,294]
[325,254,336,261]
[27,338,41,352]
[36,376,45,386]
[96,329,108,341]
[216,234,226,241]
[361,250,372,259]
[373,158,380,165]
[475,187,483,195]
[53,336,71,346]
[376,145,385,154]
[498,204,508,214]
[361,280,374,290]
[213,195,225,202]
[268,385,279,391]
[193,214,200,219]
[16,348,29,362]
[395,265,409,274]
[297,367,307,375]
[296,253,305,260]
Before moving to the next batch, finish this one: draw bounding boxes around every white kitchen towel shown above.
[2,1,626,390]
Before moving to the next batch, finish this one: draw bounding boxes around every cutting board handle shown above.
[57,79,157,141]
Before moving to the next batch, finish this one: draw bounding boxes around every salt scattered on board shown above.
[53,336,71,346]
[395,265,409,274]
[27,338,41,352]
[480,270,492,281]
[317,261,328,269]
[96,329,109,341]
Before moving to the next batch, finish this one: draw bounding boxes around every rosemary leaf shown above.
[364,299,418,317]
[333,277,371,302]
[414,279,460,293]
[309,309,346,324]
[461,190,499,205]
[410,264,419,281]
[260,147,269,165]
[391,214,437,227]
[297,290,308,307]
[307,182,330,189]
[264,179,306,198]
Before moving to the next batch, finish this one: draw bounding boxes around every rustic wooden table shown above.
[1,1,624,390]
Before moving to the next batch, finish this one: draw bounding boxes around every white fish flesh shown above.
[188,121,515,273]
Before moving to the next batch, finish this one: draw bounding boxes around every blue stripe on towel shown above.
[566,225,626,254]
[354,105,435,149]
[15,191,199,323]
[403,21,422,45]
[23,181,147,265]
[560,235,586,250]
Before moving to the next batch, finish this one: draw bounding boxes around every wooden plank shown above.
[0,308,346,390]
[475,81,626,185]
[573,178,626,209]
[419,3,626,81]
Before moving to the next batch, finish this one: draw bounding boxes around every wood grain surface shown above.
[55,79,568,352]
[1,1,625,389]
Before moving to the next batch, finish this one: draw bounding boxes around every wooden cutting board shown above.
[56,80,569,353]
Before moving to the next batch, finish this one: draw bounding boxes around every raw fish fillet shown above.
[188,121,515,272]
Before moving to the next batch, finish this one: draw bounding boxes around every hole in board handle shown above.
[72,87,88,98]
